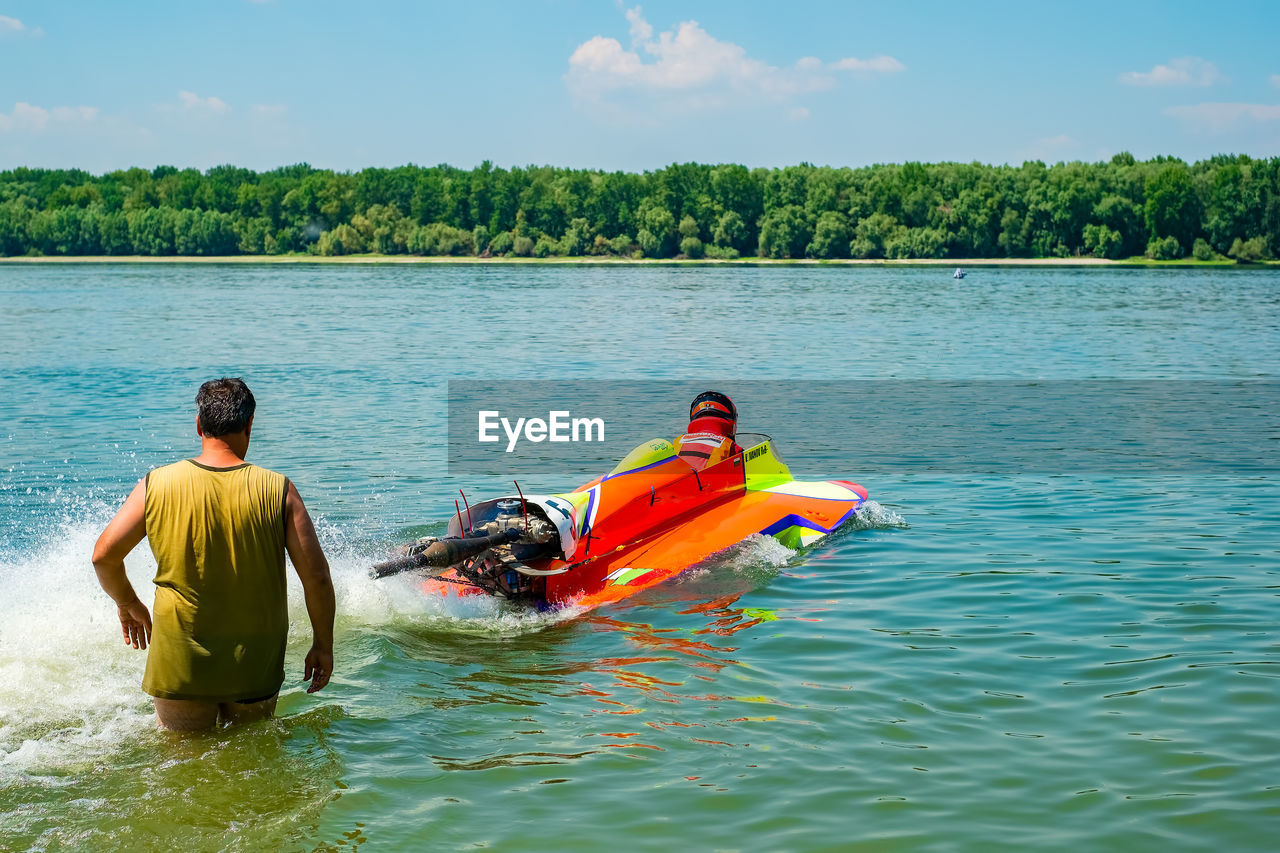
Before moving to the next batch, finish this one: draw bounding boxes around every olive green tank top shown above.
[142,460,289,701]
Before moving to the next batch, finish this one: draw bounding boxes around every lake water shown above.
[1,263,1278,851]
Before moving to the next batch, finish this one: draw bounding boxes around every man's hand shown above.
[304,644,333,693]
[117,599,152,649]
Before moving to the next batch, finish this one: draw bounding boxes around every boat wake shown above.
[656,499,908,590]
[851,499,909,530]
[0,496,905,778]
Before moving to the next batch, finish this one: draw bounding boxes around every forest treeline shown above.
[1,154,1278,261]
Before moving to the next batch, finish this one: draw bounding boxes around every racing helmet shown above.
[688,390,737,425]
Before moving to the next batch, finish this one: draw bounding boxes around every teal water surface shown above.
[1,264,1278,851]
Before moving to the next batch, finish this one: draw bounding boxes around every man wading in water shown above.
[92,378,335,731]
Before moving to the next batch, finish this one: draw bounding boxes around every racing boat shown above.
[370,436,868,611]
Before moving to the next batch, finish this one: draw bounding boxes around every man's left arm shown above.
[91,479,151,650]
[284,480,335,694]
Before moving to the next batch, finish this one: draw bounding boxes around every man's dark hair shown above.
[196,378,256,436]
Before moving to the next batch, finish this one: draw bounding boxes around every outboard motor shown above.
[369,496,566,601]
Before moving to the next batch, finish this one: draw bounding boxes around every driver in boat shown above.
[674,391,743,470]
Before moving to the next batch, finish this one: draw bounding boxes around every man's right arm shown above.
[284,480,335,694]
[91,479,152,650]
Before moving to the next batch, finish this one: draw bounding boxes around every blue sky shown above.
[1,1,1278,173]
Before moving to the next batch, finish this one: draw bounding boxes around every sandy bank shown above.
[0,255,1267,268]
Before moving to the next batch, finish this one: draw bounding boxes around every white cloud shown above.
[787,106,811,121]
[1119,56,1222,87]
[1037,133,1076,148]
[0,102,98,133]
[251,103,287,116]
[567,7,861,117]
[569,23,829,96]
[0,14,40,36]
[624,5,652,44]
[1271,74,1280,89]
[0,13,40,35]
[831,55,905,73]
[1016,133,1079,162]
[1164,102,1280,132]
[177,90,229,114]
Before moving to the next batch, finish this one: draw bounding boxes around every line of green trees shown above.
[1,155,1277,261]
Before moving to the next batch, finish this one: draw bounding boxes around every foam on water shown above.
[0,501,588,781]
[679,532,797,581]
[0,506,158,778]
[852,499,909,530]
[317,518,586,637]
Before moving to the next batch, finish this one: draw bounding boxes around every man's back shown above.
[142,459,289,702]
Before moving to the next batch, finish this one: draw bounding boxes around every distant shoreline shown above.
[1,255,1273,268]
